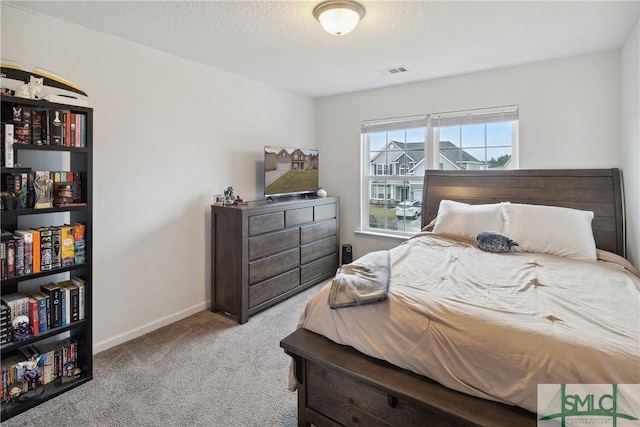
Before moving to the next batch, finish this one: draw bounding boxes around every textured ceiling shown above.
[6,1,639,98]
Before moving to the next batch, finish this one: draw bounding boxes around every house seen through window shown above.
[361,106,519,236]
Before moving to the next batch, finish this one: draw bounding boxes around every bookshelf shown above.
[0,95,92,420]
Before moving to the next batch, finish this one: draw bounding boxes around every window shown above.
[430,105,519,170]
[361,115,427,236]
[360,106,518,237]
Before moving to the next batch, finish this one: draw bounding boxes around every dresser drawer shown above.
[301,236,336,265]
[300,253,337,285]
[249,247,299,285]
[314,203,336,221]
[249,228,299,261]
[286,207,313,227]
[249,269,300,308]
[249,212,284,236]
[300,219,337,245]
[307,361,429,426]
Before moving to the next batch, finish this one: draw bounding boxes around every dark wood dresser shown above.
[211,196,339,323]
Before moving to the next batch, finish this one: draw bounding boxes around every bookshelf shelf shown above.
[0,95,93,421]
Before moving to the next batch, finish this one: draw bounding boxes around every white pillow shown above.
[432,200,506,241]
[502,203,596,261]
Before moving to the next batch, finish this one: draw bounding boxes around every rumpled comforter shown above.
[328,250,390,308]
[294,232,640,413]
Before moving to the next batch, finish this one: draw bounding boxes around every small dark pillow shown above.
[476,231,519,253]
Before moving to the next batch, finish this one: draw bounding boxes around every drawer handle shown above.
[387,394,399,408]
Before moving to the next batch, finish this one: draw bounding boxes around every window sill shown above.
[354,230,412,242]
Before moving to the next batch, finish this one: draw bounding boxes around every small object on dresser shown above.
[213,194,225,205]
[317,187,327,197]
[224,186,235,205]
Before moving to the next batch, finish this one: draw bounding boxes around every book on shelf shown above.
[51,226,62,269]
[31,109,43,145]
[1,304,11,344]
[5,239,15,278]
[38,226,53,271]
[13,230,33,275]
[60,225,75,267]
[9,106,31,145]
[30,228,41,274]
[1,122,14,167]
[39,283,61,329]
[73,223,86,265]
[0,241,4,280]
[40,109,51,145]
[13,235,24,277]
[27,296,39,335]
[71,276,85,321]
[32,292,48,334]
[1,292,29,320]
[50,109,64,146]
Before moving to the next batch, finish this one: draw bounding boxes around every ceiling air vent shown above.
[378,66,408,76]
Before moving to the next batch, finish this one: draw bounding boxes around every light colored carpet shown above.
[2,283,324,427]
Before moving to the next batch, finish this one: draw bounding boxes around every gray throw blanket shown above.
[328,250,391,309]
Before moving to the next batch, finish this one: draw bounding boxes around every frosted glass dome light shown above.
[313,1,366,36]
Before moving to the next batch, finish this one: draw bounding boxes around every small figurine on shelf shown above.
[11,315,31,341]
[54,183,73,206]
[224,186,235,205]
[14,75,44,99]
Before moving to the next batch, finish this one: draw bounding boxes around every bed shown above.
[280,168,640,427]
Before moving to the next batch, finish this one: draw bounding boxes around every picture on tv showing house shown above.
[264,145,319,197]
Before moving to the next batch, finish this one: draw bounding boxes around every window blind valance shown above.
[430,105,519,127]
[361,114,427,133]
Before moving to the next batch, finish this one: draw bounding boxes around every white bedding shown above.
[295,233,640,412]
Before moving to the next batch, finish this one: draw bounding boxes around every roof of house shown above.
[371,140,481,168]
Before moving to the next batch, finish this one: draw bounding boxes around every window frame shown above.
[359,106,519,238]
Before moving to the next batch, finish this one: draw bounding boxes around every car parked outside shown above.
[395,200,422,220]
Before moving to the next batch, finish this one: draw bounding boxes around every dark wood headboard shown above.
[421,168,624,256]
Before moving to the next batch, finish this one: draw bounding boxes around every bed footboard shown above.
[281,328,536,427]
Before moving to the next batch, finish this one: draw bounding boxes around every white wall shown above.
[1,5,316,352]
[317,51,629,261]
[621,21,640,268]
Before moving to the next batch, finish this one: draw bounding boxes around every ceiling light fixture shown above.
[313,0,366,36]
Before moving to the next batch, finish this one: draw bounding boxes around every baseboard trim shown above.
[93,300,211,354]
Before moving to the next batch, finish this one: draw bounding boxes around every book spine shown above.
[40,285,61,329]
[50,110,63,146]
[73,223,86,264]
[71,277,85,320]
[39,227,53,271]
[2,123,14,167]
[6,240,15,278]
[35,294,47,333]
[80,114,86,147]
[60,225,74,267]
[31,109,43,145]
[41,110,50,145]
[28,297,39,335]
[51,226,62,269]
[0,241,5,280]
[60,286,67,327]
[31,229,41,274]
[69,286,79,322]
[13,237,24,277]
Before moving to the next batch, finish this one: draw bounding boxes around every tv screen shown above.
[264,145,319,197]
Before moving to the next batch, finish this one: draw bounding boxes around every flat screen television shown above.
[264,145,319,198]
